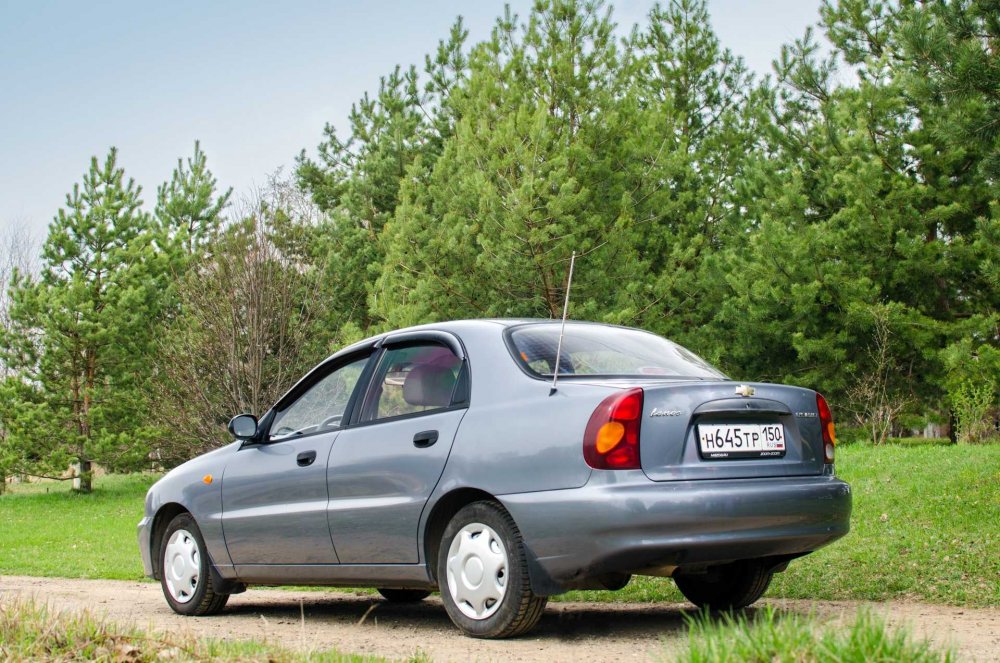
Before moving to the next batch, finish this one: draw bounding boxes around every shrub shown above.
[952,379,998,444]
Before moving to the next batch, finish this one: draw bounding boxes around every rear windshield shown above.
[508,324,725,379]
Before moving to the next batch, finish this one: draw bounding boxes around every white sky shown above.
[0,0,825,246]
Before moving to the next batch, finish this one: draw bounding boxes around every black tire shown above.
[158,513,229,616]
[674,560,773,610]
[437,501,547,638]
[377,588,431,603]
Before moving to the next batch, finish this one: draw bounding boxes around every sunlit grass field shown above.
[0,473,156,579]
[1,444,998,606]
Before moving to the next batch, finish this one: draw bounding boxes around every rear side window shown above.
[508,324,725,379]
[361,343,464,422]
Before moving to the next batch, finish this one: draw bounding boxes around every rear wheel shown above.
[438,501,547,638]
[674,560,772,610]
[377,588,431,603]
[159,513,229,616]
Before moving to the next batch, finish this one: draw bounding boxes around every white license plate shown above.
[698,423,786,459]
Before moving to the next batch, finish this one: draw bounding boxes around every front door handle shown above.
[297,450,317,467]
[413,430,439,448]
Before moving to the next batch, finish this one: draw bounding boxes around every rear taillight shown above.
[584,388,643,470]
[817,393,836,463]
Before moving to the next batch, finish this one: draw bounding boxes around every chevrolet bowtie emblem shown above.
[735,385,755,397]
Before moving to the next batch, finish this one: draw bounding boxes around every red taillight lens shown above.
[584,388,643,470]
[817,393,836,463]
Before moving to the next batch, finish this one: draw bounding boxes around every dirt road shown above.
[2,576,998,661]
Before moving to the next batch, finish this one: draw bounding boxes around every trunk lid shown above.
[581,379,825,481]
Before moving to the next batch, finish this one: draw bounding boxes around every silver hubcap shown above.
[164,529,200,603]
[446,522,508,620]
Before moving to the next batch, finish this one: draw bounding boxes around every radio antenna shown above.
[550,251,576,396]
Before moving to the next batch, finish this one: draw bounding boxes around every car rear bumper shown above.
[137,516,154,578]
[499,471,851,594]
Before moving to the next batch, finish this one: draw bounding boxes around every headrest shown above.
[402,363,457,407]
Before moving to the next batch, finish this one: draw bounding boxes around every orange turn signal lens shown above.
[202,474,213,485]
[583,388,644,470]
[595,421,625,453]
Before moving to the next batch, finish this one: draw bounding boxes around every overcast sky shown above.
[0,0,825,244]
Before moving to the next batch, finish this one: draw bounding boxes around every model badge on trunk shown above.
[650,408,684,417]
[734,385,755,397]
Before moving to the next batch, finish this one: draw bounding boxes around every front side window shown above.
[362,343,463,422]
[508,323,726,379]
[270,355,370,440]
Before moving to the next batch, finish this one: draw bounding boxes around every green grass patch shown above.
[770,443,1000,606]
[2,444,998,606]
[0,473,158,579]
[884,437,951,446]
[677,606,953,662]
[0,596,406,662]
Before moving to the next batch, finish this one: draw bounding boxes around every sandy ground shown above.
[2,576,998,662]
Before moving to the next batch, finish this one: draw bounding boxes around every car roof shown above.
[437,318,614,330]
[327,319,627,362]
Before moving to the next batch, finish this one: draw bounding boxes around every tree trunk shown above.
[73,459,93,493]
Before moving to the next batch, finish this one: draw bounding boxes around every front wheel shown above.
[438,501,547,638]
[674,560,773,610]
[159,513,229,616]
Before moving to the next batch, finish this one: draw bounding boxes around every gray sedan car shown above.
[138,320,851,638]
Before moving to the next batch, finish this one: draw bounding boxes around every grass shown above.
[882,437,951,446]
[768,442,1000,606]
[0,473,156,579]
[2,444,998,606]
[676,606,953,662]
[0,597,407,662]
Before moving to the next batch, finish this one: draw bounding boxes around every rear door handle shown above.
[297,450,317,467]
[413,430,439,448]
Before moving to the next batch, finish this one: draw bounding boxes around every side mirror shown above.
[228,414,258,440]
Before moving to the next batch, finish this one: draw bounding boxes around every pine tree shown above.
[617,0,767,357]
[377,0,641,326]
[714,0,999,432]
[155,141,232,257]
[0,148,160,491]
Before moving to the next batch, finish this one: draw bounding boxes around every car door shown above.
[221,352,372,565]
[327,334,469,564]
